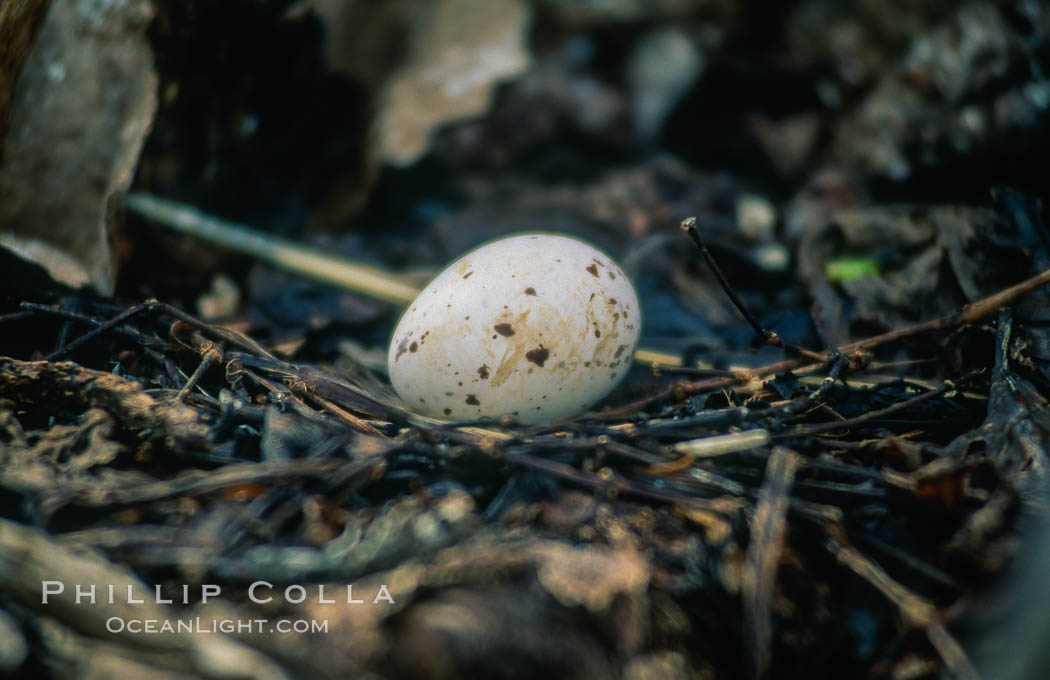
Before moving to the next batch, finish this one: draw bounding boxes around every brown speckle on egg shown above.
[409,341,418,353]
[526,346,550,367]
[463,271,473,279]
[465,394,480,405]
[494,323,515,337]
[478,365,490,379]
[586,264,599,277]
[525,287,536,295]
[444,408,452,415]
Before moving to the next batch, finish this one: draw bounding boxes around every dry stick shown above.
[682,216,768,344]
[824,524,981,680]
[45,300,156,361]
[125,193,420,306]
[151,300,278,360]
[175,347,220,401]
[309,392,385,437]
[19,302,157,349]
[682,217,824,362]
[602,265,1050,416]
[744,447,802,680]
[175,335,223,402]
[773,379,958,439]
[125,192,679,367]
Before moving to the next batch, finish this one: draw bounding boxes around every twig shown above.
[775,378,963,438]
[126,192,424,305]
[674,428,771,457]
[175,331,224,402]
[45,300,156,361]
[19,302,156,347]
[824,524,981,680]
[126,192,684,368]
[682,217,768,344]
[601,265,1050,416]
[682,217,825,362]
[744,447,801,680]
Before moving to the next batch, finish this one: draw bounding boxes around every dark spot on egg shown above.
[465,394,480,405]
[615,344,627,358]
[525,346,550,367]
[477,364,490,379]
[463,271,473,279]
[585,264,599,277]
[594,329,601,338]
[608,298,617,304]
[524,287,536,295]
[608,272,616,279]
[494,323,515,337]
[444,408,452,415]
[409,341,418,353]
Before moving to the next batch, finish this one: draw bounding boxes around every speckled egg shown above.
[388,234,640,423]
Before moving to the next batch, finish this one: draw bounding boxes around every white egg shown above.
[388,233,641,423]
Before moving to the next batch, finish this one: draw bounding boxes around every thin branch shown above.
[601,265,1050,416]
[682,217,768,344]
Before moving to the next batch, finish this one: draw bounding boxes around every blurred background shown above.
[3,0,1048,369]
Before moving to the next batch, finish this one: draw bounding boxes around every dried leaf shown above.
[0,0,157,293]
[374,0,531,166]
